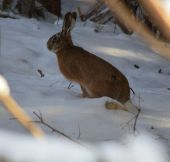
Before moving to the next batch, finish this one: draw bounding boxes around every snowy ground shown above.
[0,17,170,150]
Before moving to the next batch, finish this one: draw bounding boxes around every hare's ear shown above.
[71,12,77,23]
[69,12,77,30]
[62,12,77,35]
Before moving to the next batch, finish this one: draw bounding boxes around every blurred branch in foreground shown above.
[102,0,170,60]
[0,75,45,138]
[139,0,170,42]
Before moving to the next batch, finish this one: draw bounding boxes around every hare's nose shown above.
[47,39,52,50]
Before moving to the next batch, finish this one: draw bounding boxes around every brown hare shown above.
[47,12,130,110]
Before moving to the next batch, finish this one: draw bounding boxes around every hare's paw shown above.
[105,100,128,111]
[105,100,139,113]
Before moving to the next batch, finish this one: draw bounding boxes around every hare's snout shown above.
[47,33,62,53]
[47,34,57,51]
[47,37,53,51]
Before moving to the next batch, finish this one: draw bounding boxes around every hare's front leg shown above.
[80,85,100,98]
[80,85,89,97]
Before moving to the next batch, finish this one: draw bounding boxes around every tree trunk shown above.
[37,0,61,17]
[16,0,36,18]
[2,0,12,11]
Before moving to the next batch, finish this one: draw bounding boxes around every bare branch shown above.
[133,107,141,132]
[139,0,170,41]
[133,96,142,132]
[121,113,137,130]
[67,82,74,89]
[37,69,45,78]
[102,0,170,60]
[33,111,82,145]
[121,99,141,133]
[76,123,81,139]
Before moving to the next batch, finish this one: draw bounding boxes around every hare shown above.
[47,12,130,109]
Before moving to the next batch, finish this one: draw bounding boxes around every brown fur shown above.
[47,12,130,104]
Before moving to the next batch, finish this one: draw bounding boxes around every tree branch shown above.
[33,111,82,145]
[102,0,170,60]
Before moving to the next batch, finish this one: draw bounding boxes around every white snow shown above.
[0,130,168,162]
[0,16,170,155]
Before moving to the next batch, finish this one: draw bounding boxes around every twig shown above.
[133,107,141,132]
[121,113,137,130]
[49,81,58,87]
[33,111,82,145]
[133,96,142,132]
[130,87,135,96]
[37,69,45,78]
[56,16,60,26]
[77,7,85,21]
[67,82,74,89]
[121,99,141,133]
[76,122,81,139]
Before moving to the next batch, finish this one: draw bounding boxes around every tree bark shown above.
[2,0,12,11]
[37,0,61,17]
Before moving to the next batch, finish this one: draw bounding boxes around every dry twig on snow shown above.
[33,111,82,145]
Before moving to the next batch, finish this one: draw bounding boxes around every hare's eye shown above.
[51,36,57,42]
